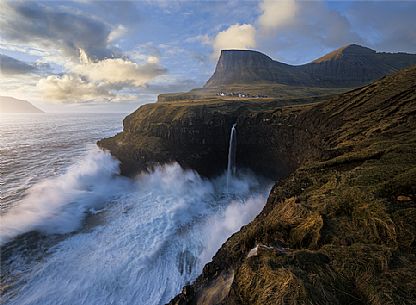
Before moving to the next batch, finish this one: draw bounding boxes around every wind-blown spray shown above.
[1,149,271,305]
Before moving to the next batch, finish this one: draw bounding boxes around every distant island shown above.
[0,96,44,113]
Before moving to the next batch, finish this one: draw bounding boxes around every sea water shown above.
[0,113,271,305]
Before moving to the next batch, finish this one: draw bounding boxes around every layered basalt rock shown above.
[98,98,328,179]
[204,45,416,88]
[99,63,416,305]
[168,66,416,305]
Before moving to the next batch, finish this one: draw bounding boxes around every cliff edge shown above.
[168,66,416,305]
[98,54,416,304]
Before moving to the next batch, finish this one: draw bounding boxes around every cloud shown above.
[0,54,35,75]
[0,2,170,103]
[254,0,362,63]
[206,1,361,64]
[346,1,416,53]
[37,57,167,103]
[37,74,116,102]
[212,24,256,58]
[108,25,128,43]
[0,1,117,60]
[71,57,166,87]
[258,0,297,31]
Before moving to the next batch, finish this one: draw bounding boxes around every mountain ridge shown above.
[0,96,44,113]
[98,48,416,305]
[205,44,416,88]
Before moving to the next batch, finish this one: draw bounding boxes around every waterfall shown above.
[226,123,237,191]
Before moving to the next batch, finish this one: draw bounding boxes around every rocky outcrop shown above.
[204,44,416,88]
[98,98,329,179]
[168,66,416,305]
[99,65,416,305]
[204,50,312,88]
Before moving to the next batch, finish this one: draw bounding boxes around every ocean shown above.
[0,113,271,305]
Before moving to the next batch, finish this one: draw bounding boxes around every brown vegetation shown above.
[168,66,416,305]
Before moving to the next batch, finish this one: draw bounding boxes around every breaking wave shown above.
[1,148,271,305]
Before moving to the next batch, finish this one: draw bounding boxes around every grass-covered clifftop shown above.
[99,66,416,304]
[169,66,416,305]
[98,84,344,178]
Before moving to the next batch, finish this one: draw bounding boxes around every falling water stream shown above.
[226,123,237,191]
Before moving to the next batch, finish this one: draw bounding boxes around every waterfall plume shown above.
[226,123,237,191]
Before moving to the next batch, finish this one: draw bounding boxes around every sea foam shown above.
[1,148,271,305]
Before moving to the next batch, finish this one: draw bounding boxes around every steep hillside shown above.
[99,64,416,305]
[169,66,416,305]
[205,44,416,88]
[204,50,312,87]
[0,96,43,113]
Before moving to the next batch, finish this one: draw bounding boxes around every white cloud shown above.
[37,74,114,102]
[108,25,128,43]
[36,56,167,103]
[212,24,256,58]
[258,0,297,31]
[203,0,362,64]
[71,57,166,87]
[146,56,160,64]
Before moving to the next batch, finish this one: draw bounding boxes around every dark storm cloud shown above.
[0,1,116,60]
[0,54,35,75]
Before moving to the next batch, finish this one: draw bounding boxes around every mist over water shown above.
[0,114,271,305]
[0,149,131,245]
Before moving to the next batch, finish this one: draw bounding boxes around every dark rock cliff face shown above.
[168,66,416,305]
[204,45,416,88]
[98,99,327,179]
[204,50,312,88]
[99,66,416,305]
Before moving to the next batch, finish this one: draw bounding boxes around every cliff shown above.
[99,64,416,304]
[204,50,311,88]
[205,45,416,88]
[98,96,330,178]
[0,96,44,113]
[168,66,416,305]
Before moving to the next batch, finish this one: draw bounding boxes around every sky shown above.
[1,0,415,113]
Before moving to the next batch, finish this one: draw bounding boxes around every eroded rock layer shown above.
[168,66,416,305]
[205,45,416,88]
[100,66,416,305]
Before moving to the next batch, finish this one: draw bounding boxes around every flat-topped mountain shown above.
[0,96,43,113]
[205,44,416,88]
[205,50,310,88]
